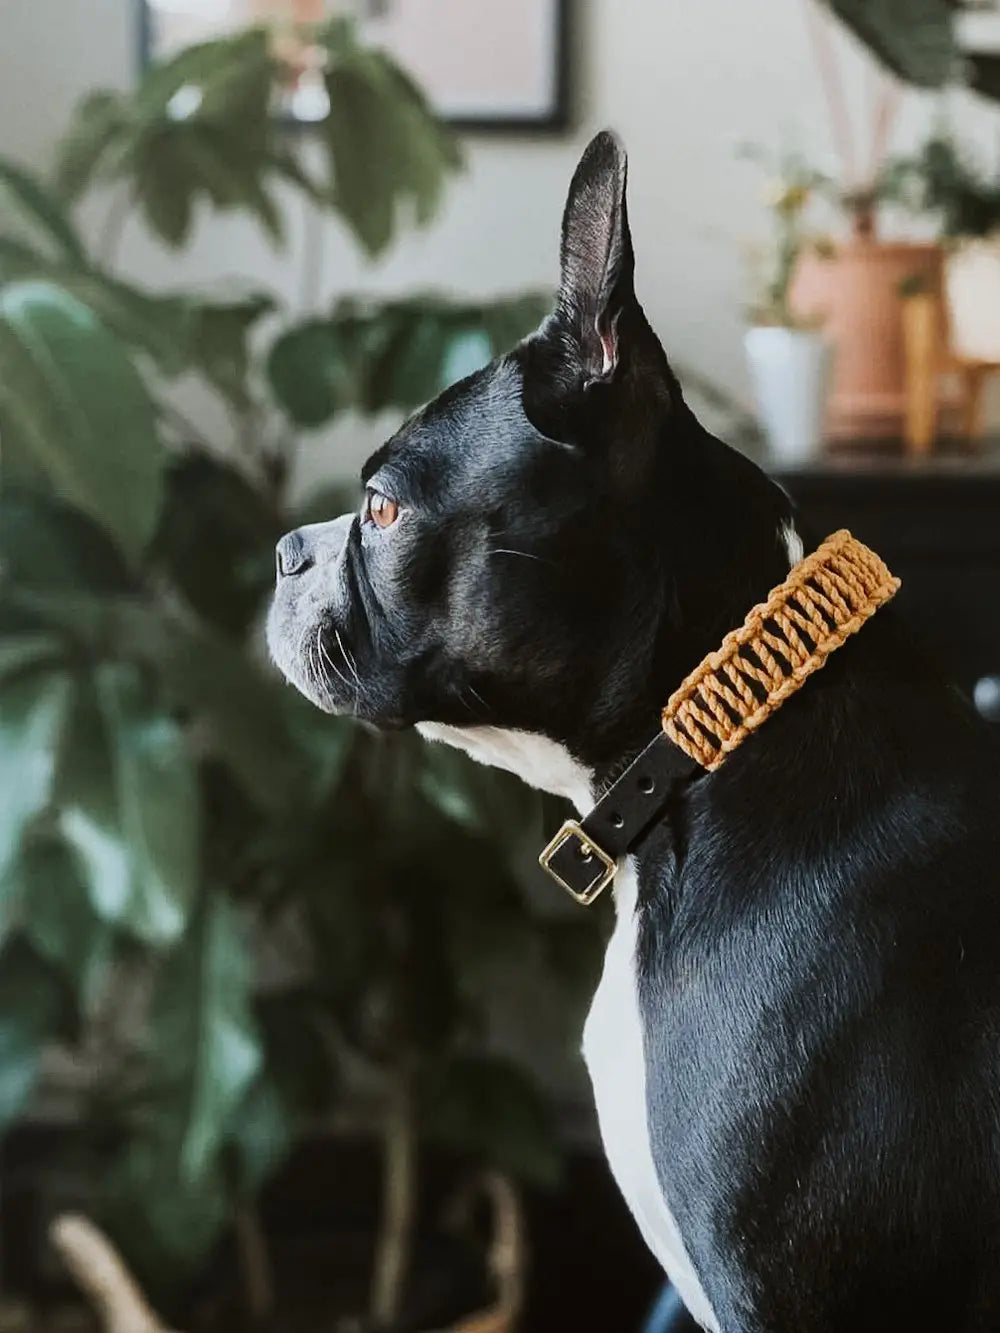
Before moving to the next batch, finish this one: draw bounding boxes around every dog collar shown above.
[538,530,901,904]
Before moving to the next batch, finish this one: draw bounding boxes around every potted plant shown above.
[741,150,833,464]
[885,132,1000,364]
[0,20,599,1332]
[782,1,947,444]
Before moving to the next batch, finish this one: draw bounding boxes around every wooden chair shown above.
[902,288,1000,453]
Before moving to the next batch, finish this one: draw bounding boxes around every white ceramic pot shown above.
[744,326,832,464]
[945,238,1000,363]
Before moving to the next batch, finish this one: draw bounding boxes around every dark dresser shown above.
[775,452,1000,723]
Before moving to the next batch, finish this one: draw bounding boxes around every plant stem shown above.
[867,71,902,184]
[369,1065,418,1331]
[234,1201,276,1327]
[298,191,325,315]
[803,0,857,189]
[97,186,133,270]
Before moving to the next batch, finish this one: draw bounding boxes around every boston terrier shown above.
[268,132,1000,1332]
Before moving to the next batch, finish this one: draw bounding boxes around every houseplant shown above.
[886,132,1000,364]
[0,19,599,1332]
[741,150,833,463]
[785,0,948,443]
[787,0,1000,442]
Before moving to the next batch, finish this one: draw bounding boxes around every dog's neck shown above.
[420,488,805,815]
[416,722,595,812]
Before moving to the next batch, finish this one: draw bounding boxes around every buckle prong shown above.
[538,820,617,906]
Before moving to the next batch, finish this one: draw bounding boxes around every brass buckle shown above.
[538,820,617,906]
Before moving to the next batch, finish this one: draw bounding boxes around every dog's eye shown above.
[365,489,399,530]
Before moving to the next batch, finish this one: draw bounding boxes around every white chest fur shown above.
[417,724,718,1328]
[583,860,719,1332]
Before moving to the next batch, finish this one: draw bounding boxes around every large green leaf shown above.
[0,633,67,684]
[266,320,349,427]
[0,224,193,375]
[184,290,274,409]
[0,668,73,883]
[71,32,288,251]
[131,131,195,248]
[0,935,71,1129]
[0,282,163,563]
[54,272,192,375]
[376,58,464,225]
[99,1130,229,1300]
[228,1072,292,1194]
[267,293,550,428]
[152,623,304,812]
[57,666,198,947]
[0,234,51,281]
[0,490,134,595]
[16,834,111,1014]
[96,665,198,944]
[322,40,461,257]
[825,0,956,87]
[0,156,86,263]
[149,894,261,1180]
[139,125,284,248]
[152,452,279,637]
[0,228,268,390]
[55,31,282,253]
[480,293,551,356]
[52,90,131,204]
[134,29,273,129]
[365,307,450,411]
[1,580,303,816]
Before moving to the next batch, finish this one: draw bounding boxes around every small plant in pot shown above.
[885,132,1000,365]
[742,151,833,464]
[785,0,948,444]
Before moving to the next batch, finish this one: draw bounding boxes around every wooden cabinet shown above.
[775,457,1000,719]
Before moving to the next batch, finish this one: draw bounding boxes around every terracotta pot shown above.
[791,240,944,443]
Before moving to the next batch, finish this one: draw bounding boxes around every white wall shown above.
[3,0,1000,478]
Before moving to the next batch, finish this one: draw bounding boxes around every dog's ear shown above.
[557,130,635,382]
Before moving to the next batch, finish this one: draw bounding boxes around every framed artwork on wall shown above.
[138,0,570,131]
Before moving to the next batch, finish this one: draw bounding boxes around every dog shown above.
[268,131,1000,1332]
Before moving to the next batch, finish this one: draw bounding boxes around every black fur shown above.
[269,131,1000,1331]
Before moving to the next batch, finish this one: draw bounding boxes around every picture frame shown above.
[137,0,570,133]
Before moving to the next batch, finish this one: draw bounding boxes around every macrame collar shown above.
[538,530,901,904]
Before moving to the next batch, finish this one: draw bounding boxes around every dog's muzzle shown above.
[267,514,356,711]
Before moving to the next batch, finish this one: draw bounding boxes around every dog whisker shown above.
[335,628,361,687]
[318,627,362,716]
[487,548,549,565]
[465,684,490,714]
[335,628,361,717]
[318,629,351,694]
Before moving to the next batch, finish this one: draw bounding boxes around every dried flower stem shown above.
[803,0,857,188]
[867,70,902,184]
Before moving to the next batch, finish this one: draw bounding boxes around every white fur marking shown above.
[416,723,593,812]
[781,519,804,569]
[420,722,718,1328]
[583,859,719,1331]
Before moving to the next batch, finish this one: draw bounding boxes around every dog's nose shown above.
[276,530,312,579]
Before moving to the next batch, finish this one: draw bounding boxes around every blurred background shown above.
[2,2,1000,1331]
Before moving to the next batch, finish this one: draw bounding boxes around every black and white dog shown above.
[268,132,1000,1332]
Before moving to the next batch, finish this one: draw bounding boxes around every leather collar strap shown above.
[539,530,901,904]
